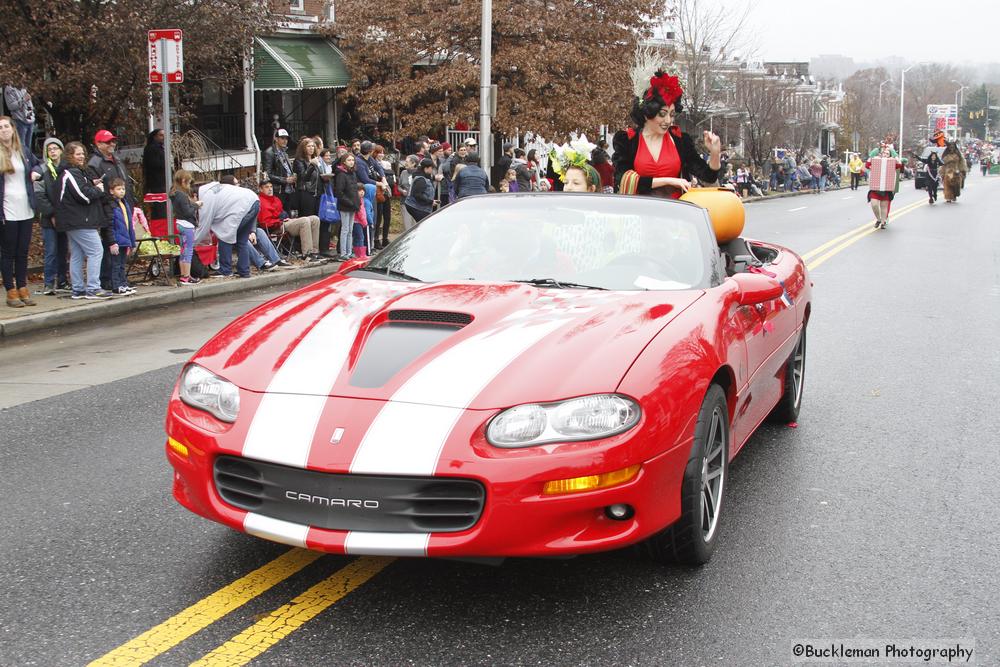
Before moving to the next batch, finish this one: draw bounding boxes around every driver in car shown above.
[450,219,575,282]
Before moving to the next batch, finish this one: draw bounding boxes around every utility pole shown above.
[479,0,492,173]
[899,65,919,154]
[986,89,991,142]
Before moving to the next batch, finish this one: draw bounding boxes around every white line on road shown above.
[841,196,853,199]
[788,206,807,212]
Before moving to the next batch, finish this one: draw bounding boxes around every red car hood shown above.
[192,276,703,409]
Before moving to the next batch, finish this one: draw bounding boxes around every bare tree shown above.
[731,69,793,167]
[901,63,962,149]
[841,67,893,152]
[667,0,753,129]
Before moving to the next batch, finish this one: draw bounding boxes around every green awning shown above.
[254,36,350,91]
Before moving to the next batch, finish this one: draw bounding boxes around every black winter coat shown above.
[33,161,61,228]
[142,141,166,193]
[294,158,321,196]
[56,164,111,239]
[333,166,360,213]
[35,160,62,229]
[612,127,720,193]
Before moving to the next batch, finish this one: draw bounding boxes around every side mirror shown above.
[733,272,783,306]
[337,256,371,275]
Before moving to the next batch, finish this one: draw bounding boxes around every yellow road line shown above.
[807,201,927,270]
[800,198,925,262]
[87,548,324,667]
[190,556,394,667]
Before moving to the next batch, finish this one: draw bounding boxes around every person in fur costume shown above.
[940,142,968,203]
[613,49,721,196]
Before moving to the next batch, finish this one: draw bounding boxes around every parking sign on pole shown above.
[148,30,183,236]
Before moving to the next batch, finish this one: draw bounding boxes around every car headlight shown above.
[487,394,640,447]
[178,364,240,422]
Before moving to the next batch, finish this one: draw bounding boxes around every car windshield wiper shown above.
[352,266,423,282]
[511,278,607,290]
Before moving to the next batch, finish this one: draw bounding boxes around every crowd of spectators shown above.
[14,104,946,310]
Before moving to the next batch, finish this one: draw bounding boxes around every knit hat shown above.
[42,137,64,153]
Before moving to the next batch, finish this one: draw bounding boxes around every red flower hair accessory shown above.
[645,71,683,107]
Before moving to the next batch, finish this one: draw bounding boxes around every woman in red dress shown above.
[613,71,722,197]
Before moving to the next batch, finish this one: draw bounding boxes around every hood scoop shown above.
[388,309,473,327]
[350,314,469,389]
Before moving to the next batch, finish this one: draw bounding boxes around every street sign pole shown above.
[149,29,182,236]
[161,40,174,236]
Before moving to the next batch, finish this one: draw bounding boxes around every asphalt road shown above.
[2,176,998,666]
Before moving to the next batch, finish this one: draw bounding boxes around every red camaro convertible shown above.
[166,193,810,565]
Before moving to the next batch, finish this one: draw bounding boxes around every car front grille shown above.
[214,456,485,533]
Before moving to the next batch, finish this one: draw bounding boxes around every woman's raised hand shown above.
[703,130,722,155]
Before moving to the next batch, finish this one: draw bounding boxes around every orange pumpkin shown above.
[679,187,745,243]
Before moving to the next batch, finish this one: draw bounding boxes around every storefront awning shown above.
[254,36,350,91]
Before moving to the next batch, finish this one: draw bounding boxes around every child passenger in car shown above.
[562,165,600,193]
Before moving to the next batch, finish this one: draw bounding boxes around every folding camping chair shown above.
[127,193,179,284]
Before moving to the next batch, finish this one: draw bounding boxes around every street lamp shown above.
[952,81,966,140]
[899,64,926,154]
[952,81,966,109]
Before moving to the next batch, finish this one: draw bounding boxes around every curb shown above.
[743,183,851,204]
[0,263,341,340]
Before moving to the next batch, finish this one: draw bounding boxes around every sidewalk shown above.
[0,262,342,339]
[1,184,858,340]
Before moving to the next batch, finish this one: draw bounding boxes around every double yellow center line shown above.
[88,550,392,667]
[802,198,927,270]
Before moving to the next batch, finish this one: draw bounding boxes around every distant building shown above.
[810,54,858,82]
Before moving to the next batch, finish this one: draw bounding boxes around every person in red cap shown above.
[87,129,133,289]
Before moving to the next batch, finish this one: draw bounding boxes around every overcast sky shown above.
[742,0,999,64]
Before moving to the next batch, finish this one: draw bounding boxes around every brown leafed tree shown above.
[326,0,667,138]
[0,0,275,144]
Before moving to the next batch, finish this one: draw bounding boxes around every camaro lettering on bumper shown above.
[284,491,380,509]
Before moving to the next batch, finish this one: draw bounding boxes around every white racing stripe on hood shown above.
[349,317,567,476]
[243,282,410,468]
[244,513,309,548]
[345,531,429,556]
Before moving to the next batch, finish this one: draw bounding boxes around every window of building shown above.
[289,0,304,11]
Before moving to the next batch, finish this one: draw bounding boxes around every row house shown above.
[181,0,348,175]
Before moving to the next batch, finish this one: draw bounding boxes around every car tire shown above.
[768,326,806,423]
[640,384,729,566]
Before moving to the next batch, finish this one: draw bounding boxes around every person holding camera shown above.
[56,141,113,300]
[404,158,436,224]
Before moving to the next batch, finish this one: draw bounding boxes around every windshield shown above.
[361,194,723,291]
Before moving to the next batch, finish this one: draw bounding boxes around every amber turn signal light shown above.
[542,464,641,495]
[167,437,189,458]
